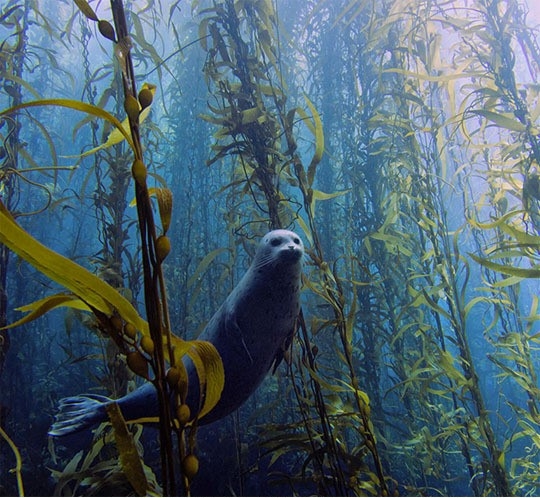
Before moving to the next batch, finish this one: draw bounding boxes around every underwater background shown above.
[1,0,540,495]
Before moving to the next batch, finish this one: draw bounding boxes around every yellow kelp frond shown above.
[188,340,225,419]
[73,83,157,158]
[128,186,173,235]
[186,247,230,309]
[0,98,135,154]
[470,109,530,133]
[51,422,161,496]
[469,209,540,278]
[0,200,148,335]
[469,209,540,246]
[170,336,224,420]
[1,293,90,331]
[297,95,324,187]
[470,254,540,279]
[73,0,99,21]
[0,426,24,497]
[309,188,350,218]
[105,403,149,497]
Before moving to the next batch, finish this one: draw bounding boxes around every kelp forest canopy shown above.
[1,0,540,495]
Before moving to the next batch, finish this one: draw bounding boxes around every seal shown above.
[49,229,304,436]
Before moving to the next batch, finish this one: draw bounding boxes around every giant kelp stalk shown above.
[295,0,455,492]
[380,14,514,495]
[199,0,286,229]
[77,11,135,399]
[329,0,540,494]
[456,0,540,493]
[106,1,179,493]
[85,2,225,494]
[0,4,27,494]
[298,0,396,431]
[0,1,27,388]
[301,0,523,495]
[197,0,392,494]
[346,1,513,494]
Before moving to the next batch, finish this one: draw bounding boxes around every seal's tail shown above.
[48,394,110,437]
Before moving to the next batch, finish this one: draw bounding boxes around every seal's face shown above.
[257,229,304,267]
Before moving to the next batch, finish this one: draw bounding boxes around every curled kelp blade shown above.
[169,336,224,420]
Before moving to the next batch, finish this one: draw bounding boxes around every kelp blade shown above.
[0,200,148,335]
[105,403,148,496]
[170,336,225,419]
[1,293,91,330]
[470,253,540,278]
[74,83,157,158]
[0,98,135,153]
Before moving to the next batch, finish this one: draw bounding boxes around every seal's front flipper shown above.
[48,394,110,437]
[271,326,296,374]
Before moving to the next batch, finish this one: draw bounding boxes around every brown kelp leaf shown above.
[186,247,229,289]
[470,253,540,278]
[74,0,99,21]
[69,83,156,158]
[105,403,148,496]
[470,109,528,133]
[155,188,173,234]
[304,95,324,186]
[309,188,350,218]
[186,248,230,309]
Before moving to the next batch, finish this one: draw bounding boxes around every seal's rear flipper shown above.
[48,394,110,437]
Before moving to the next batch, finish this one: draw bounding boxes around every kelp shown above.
[105,402,149,496]
[0,199,147,334]
[50,421,161,496]
[457,1,540,493]
[0,1,224,495]
[196,0,392,494]
[0,425,24,496]
[4,0,540,496]
[359,3,512,494]
[293,0,538,496]
[0,0,28,389]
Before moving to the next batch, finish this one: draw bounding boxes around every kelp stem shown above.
[0,426,24,496]
[110,0,176,494]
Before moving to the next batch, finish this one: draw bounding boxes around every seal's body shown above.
[49,230,303,436]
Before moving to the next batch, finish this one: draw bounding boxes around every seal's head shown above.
[254,229,304,269]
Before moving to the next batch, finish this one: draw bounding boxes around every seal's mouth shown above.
[278,246,303,263]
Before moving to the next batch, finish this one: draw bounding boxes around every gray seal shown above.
[49,229,304,435]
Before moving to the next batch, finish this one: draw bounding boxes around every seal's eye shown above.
[293,237,300,245]
[270,237,282,247]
